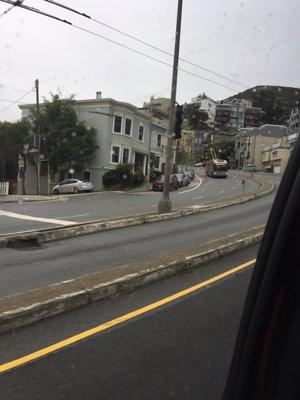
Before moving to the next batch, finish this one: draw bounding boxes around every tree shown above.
[0,153,5,181]
[184,103,209,130]
[203,137,235,163]
[0,120,30,188]
[252,89,286,125]
[33,94,99,180]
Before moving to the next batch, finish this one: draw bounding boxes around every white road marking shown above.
[151,205,157,207]
[0,210,75,226]
[232,186,236,189]
[56,213,91,219]
[179,176,203,195]
[193,196,204,200]
[219,190,225,194]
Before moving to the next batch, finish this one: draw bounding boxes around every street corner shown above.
[0,194,61,204]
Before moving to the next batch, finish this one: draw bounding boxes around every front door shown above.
[134,152,145,173]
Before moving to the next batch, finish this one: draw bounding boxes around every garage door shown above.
[274,166,281,174]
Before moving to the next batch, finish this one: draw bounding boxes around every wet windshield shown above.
[0,0,298,399]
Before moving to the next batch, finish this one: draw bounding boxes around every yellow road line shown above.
[0,258,256,374]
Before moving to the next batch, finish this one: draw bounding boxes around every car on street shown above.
[244,163,257,172]
[152,174,179,191]
[174,173,189,187]
[184,169,195,181]
[52,179,94,194]
[195,162,204,167]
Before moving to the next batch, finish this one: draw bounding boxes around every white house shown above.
[191,93,216,128]
[19,92,171,193]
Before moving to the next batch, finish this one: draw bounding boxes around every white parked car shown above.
[52,179,93,195]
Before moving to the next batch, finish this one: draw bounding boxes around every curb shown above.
[0,226,264,333]
[0,177,274,248]
[0,196,60,204]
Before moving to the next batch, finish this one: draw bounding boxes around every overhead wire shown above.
[0,97,27,102]
[40,0,248,89]
[1,0,71,24]
[0,0,244,94]
[71,23,239,92]
[0,83,31,93]
[0,88,34,113]
[0,3,15,18]
[0,0,22,18]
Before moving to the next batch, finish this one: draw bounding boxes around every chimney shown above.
[96,91,102,99]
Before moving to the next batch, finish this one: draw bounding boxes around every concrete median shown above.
[0,176,274,248]
[0,225,264,333]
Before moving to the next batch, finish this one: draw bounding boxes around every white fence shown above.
[0,182,9,195]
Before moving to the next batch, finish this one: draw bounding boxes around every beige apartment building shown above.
[235,125,287,170]
[262,133,299,175]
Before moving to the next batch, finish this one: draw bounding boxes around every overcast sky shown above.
[0,0,299,121]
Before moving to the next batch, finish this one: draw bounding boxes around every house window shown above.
[113,116,122,133]
[122,148,130,164]
[125,118,132,136]
[272,150,278,157]
[157,134,162,147]
[83,170,92,181]
[111,146,120,163]
[138,125,144,142]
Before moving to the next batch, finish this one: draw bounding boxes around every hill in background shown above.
[224,85,300,126]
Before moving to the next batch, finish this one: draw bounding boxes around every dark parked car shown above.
[152,175,179,191]
[174,173,189,187]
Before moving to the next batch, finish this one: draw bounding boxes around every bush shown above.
[133,170,144,186]
[150,170,160,182]
[172,164,178,174]
[102,164,145,189]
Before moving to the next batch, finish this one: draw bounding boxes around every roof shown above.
[192,93,216,103]
[19,97,151,120]
[139,106,169,119]
[237,124,287,137]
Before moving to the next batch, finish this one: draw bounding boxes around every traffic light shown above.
[174,105,183,139]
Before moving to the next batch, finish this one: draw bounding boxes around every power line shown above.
[71,24,239,92]
[0,88,34,113]
[40,0,248,89]
[90,19,248,89]
[0,97,27,102]
[41,0,90,18]
[2,0,240,92]
[1,0,72,24]
[0,0,21,18]
[0,82,31,93]
[0,4,15,18]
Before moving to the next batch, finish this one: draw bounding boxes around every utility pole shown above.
[158,0,183,213]
[251,133,257,177]
[35,79,41,195]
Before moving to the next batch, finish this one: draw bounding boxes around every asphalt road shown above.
[0,245,258,400]
[0,169,260,235]
[0,186,275,297]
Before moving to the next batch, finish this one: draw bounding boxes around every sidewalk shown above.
[122,183,153,193]
[0,194,58,204]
